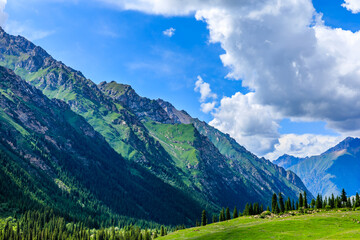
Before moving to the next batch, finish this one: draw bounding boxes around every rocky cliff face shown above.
[0,27,313,213]
[98,81,174,124]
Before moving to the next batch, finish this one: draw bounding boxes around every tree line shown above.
[0,209,179,240]
[198,188,360,226]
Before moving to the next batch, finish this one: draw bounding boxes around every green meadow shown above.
[161,210,360,240]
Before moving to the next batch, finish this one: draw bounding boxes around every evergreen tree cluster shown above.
[0,210,172,240]
[313,189,360,210]
[199,188,360,226]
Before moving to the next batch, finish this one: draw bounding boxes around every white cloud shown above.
[163,27,175,37]
[194,76,217,102]
[99,0,360,157]
[264,134,343,160]
[342,0,360,13]
[5,20,54,41]
[94,0,202,16]
[210,92,281,155]
[200,101,216,113]
[0,0,7,27]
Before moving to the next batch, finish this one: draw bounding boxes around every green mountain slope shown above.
[0,66,202,226]
[0,27,312,213]
[274,137,360,197]
[98,81,313,205]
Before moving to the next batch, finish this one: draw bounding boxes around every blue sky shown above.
[2,0,360,159]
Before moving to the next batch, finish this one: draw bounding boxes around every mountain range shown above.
[274,137,360,197]
[0,27,312,226]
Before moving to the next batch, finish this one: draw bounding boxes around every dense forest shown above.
[0,209,176,240]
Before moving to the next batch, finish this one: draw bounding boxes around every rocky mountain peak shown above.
[324,136,360,155]
[156,99,193,124]
[98,81,175,124]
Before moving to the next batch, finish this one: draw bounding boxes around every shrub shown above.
[260,211,271,218]
[325,205,331,211]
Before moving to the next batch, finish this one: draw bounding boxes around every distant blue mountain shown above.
[274,137,360,197]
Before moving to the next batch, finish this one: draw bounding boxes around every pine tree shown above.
[201,210,207,226]
[233,206,238,219]
[299,193,303,208]
[285,197,291,211]
[244,204,250,216]
[303,191,308,209]
[212,215,217,223]
[225,207,231,220]
[278,193,285,213]
[311,199,315,209]
[160,225,165,236]
[330,194,335,208]
[271,193,278,214]
[341,188,347,203]
[291,200,295,210]
[249,204,254,216]
[346,197,352,208]
[356,193,360,207]
[315,194,321,209]
[219,208,225,222]
[253,203,259,215]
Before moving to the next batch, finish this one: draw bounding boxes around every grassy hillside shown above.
[161,210,360,239]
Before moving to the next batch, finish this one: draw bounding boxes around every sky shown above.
[1,0,360,160]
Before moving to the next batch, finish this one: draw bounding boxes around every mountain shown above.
[98,81,313,205]
[0,66,202,226]
[274,137,360,197]
[0,27,312,218]
[273,154,305,169]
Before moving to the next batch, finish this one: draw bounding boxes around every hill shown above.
[274,137,360,197]
[160,210,360,239]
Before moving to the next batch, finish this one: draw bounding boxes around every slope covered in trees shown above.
[0,66,202,226]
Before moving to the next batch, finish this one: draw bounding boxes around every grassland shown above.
[161,210,360,240]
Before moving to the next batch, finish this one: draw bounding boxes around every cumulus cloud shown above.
[264,134,343,160]
[210,92,281,155]
[163,27,175,37]
[200,101,216,113]
[0,0,7,27]
[96,0,360,156]
[194,76,217,102]
[342,0,360,13]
